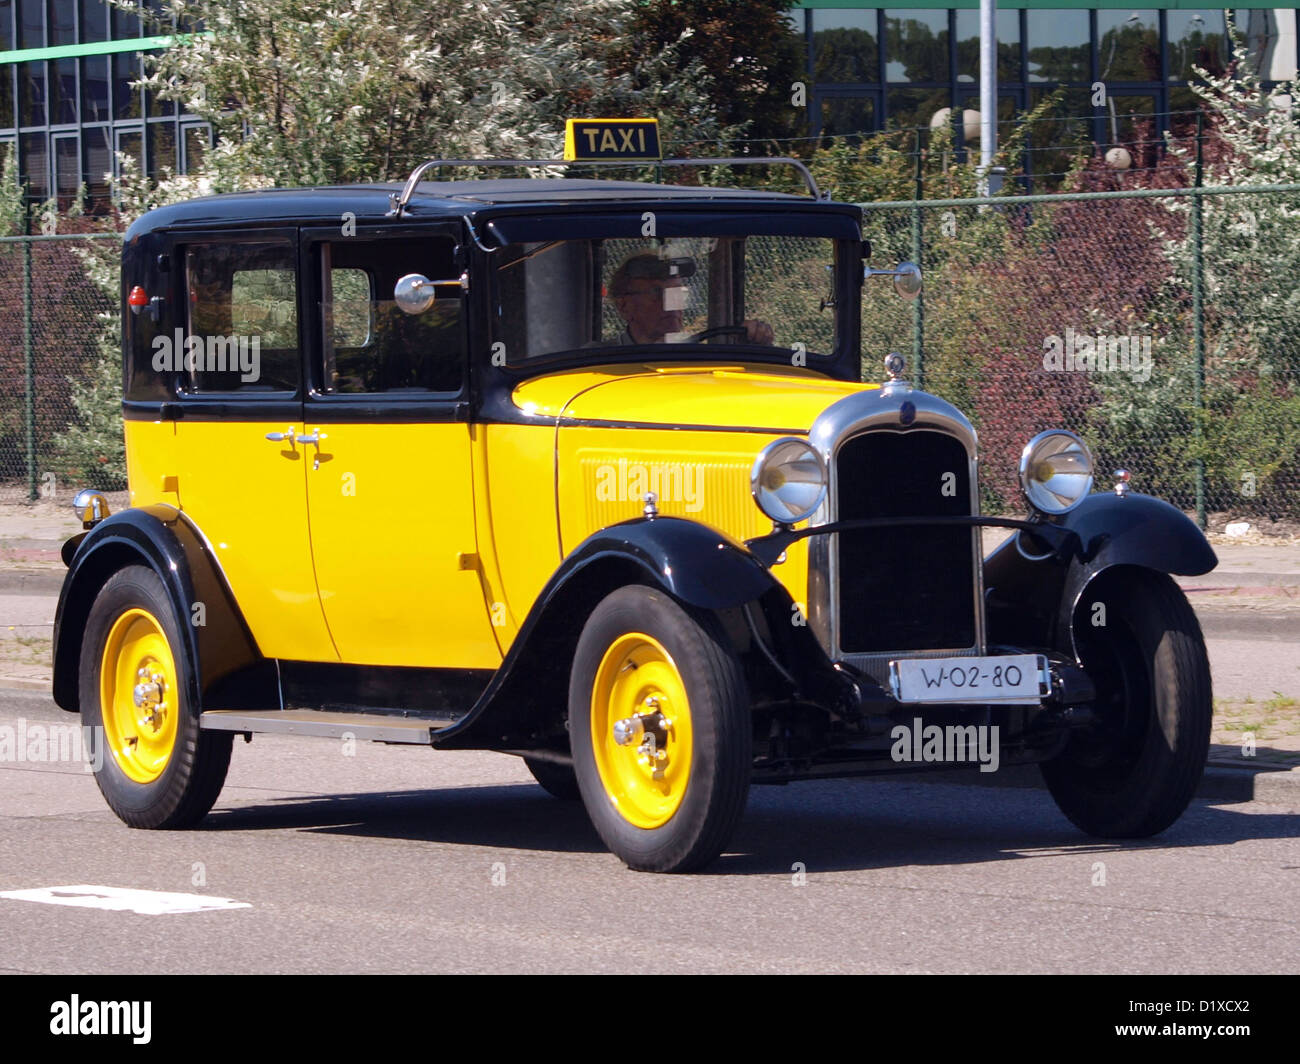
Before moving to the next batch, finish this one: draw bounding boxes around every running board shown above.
[199,709,457,745]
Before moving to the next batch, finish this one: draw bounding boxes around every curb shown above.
[0,570,65,595]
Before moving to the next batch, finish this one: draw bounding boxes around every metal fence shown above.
[0,231,117,504]
[859,183,1300,526]
[3,186,1299,525]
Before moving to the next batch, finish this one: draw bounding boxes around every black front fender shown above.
[433,515,838,750]
[52,506,261,714]
[983,492,1216,659]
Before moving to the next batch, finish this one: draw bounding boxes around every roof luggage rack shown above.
[387,156,822,217]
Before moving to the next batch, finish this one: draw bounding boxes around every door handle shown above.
[265,427,296,442]
[299,428,330,469]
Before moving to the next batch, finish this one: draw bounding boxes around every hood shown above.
[511,363,872,433]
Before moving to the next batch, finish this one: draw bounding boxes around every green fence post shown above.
[912,132,925,388]
[23,233,36,502]
[1192,113,1206,530]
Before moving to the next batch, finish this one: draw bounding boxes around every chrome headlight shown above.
[1019,430,1094,515]
[751,437,827,525]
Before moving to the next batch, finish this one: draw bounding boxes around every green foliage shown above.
[0,143,25,237]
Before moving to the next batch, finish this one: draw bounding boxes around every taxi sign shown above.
[564,118,661,162]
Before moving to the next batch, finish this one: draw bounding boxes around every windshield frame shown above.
[476,204,864,383]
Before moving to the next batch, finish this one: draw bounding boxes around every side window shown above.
[319,237,464,394]
[183,241,299,392]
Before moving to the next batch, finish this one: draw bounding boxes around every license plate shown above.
[889,654,1049,705]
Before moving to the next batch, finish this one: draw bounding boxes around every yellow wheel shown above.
[80,565,232,828]
[570,586,750,872]
[99,608,179,784]
[589,633,693,829]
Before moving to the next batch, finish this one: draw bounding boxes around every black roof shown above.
[124,178,855,239]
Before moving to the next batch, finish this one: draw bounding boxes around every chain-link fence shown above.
[4,188,1299,524]
[859,184,1300,525]
[0,232,118,504]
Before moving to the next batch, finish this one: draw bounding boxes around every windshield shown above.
[491,232,841,365]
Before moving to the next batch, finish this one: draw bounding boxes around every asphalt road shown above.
[0,687,1296,974]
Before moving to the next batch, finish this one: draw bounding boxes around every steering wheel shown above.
[686,325,750,343]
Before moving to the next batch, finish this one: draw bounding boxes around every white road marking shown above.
[0,884,251,915]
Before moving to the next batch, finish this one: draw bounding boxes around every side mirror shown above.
[864,261,922,302]
[394,271,469,315]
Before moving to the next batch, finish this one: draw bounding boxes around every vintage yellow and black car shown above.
[53,137,1217,872]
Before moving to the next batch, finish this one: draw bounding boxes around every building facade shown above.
[0,0,208,212]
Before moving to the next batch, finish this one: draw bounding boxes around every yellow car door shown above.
[300,230,502,669]
[168,231,338,662]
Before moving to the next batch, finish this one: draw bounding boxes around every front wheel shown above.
[80,565,232,828]
[569,586,751,872]
[1040,569,1211,837]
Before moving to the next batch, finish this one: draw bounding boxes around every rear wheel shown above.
[570,586,751,873]
[1041,569,1211,837]
[80,565,232,828]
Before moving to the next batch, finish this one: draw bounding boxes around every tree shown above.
[137,0,727,189]
[626,0,804,148]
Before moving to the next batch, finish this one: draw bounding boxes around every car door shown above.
[300,227,501,669]
[169,229,339,662]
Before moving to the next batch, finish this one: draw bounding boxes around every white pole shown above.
[979,0,997,183]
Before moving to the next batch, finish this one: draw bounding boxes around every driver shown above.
[609,252,774,345]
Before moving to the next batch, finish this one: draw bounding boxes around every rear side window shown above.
[181,241,299,392]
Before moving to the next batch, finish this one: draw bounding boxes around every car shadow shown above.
[200,774,1300,874]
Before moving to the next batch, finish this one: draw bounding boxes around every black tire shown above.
[524,756,581,800]
[1040,569,1211,837]
[79,565,232,829]
[569,585,751,873]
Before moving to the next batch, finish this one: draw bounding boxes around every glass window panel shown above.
[322,238,464,393]
[1027,10,1089,83]
[147,80,173,118]
[79,0,107,43]
[885,10,949,83]
[185,242,300,393]
[51,56,75,124]
[182,122,209,171]
[18,0,43,49]
[1026,87,1092,184]
[82,123,111,206]
[81,55,109,123]
[1106,94,1157,158]
[886,86,949,131]
[19,60,45,126]
[1235,10,1299,83]
[1167,11,1230,82]
[143,0,168,32]
[114,127,141,176]
[112,0,139,39]
[48,0,73,44]
[113,50,141,119]
[20,130,46,198]
[956,9,1020,84]
[1,65,13,130]
[1097,11,1160,83]
[813,10,879,85]
[0,0,13,51]
[820,96,876,145]
[147,120,175,176]
[54,133,77,206]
